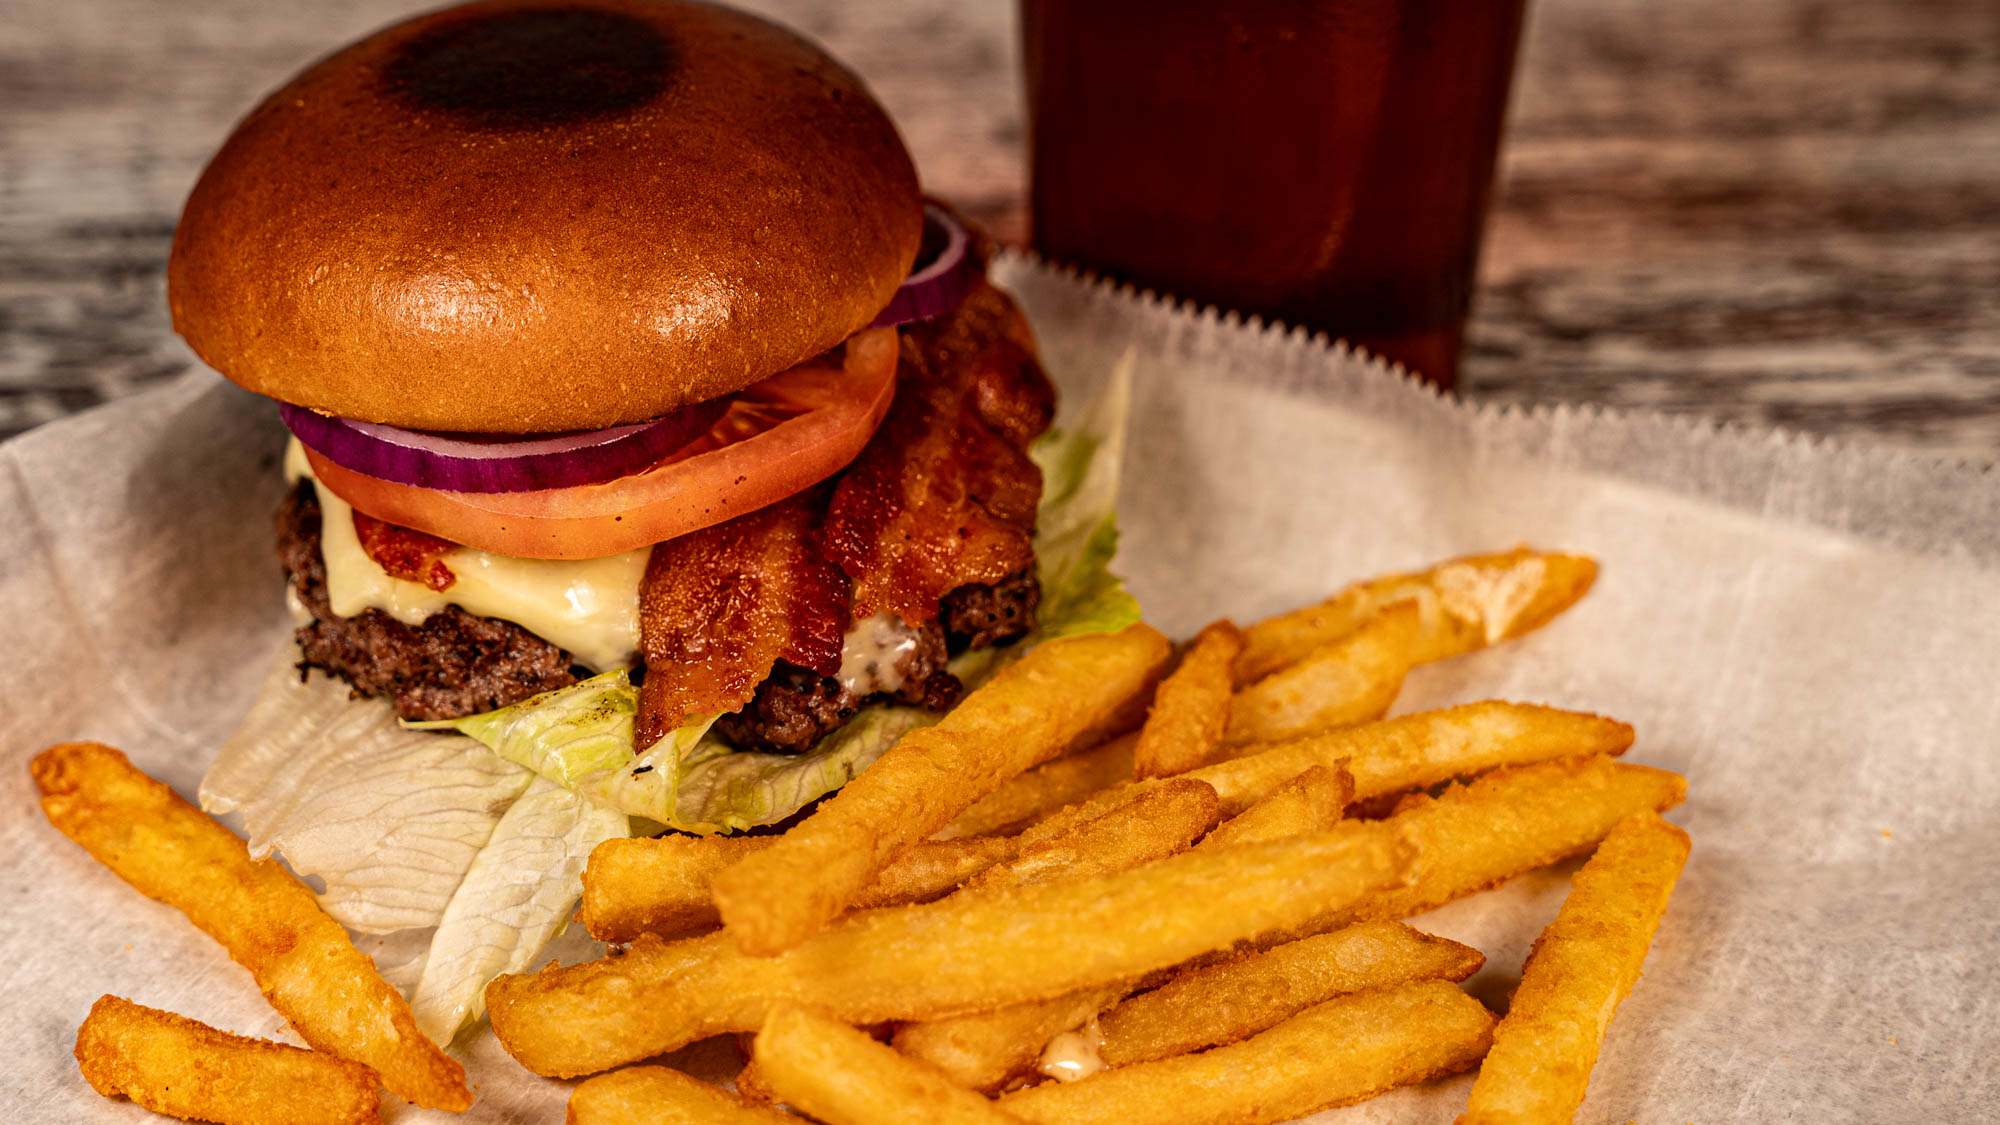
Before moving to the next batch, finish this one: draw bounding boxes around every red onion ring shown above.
[870,204,977,328]
[279,397,728,494]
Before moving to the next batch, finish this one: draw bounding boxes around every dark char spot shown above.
[382,8,673,130]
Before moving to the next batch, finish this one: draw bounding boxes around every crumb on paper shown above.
[1881,827,1894,838]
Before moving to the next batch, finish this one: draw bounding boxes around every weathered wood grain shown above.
[3,0,1995,459]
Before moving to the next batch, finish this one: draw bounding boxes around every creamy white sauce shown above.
[836,613,923,698]
[286,440,648,671]
[1038,1017,1107,1083]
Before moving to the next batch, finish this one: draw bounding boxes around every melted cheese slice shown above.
[285,440,647,671]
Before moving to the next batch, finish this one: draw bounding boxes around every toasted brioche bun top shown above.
[168,0,922,433]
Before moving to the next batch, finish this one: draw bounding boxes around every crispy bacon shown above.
[822,282,1056,625]
[636,488,850,746]
[635,280,1055,744]
[353,511,457,592]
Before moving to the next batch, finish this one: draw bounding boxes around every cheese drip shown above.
[285,440,648,672]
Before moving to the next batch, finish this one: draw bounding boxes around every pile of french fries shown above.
[35,547,1692,1125]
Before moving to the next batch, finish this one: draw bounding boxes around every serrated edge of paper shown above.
[993,250,1998,567]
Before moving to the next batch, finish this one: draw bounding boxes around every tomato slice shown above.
[307,328,901,560]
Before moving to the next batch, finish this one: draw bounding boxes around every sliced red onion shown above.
[870,204,977,328]
[279,397,728,494]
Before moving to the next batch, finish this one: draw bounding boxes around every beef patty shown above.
[279,483,581,720]
[279,482,1038,747]
[712,568,1038,753]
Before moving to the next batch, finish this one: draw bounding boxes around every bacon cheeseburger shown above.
[182,0,1134,916]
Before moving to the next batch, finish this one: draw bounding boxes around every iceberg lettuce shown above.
[1029,348,1140,643]
[201,648,536,934]
[405,669,714,825]
[409,776,627,1044]
[202,646,634,1048]
[412,672,938,834]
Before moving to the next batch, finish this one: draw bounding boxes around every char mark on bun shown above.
[174,0,1055,756]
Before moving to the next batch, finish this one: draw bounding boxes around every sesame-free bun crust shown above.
[169,0,922,432]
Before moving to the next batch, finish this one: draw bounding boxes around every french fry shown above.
[1028,701,1634,841]
[1196,763,1351,850]
[1132,620,1243,779]
[32,743,472,1112]
[712,624,1171,954]
[1326,756,1685,930]
[581,834,1017,943]
[1213,701,1633,812]
[1458,813,1691,1125]
[890,780,1223,1088]
[1000,981,1497,1125]
[967,778,1220,892]
[73,995,381,1125]
[732,1057,782,1105]
[754,1005,1031,1124]
[1095,921,1485,1067]
[907,767,1354,1092]
[566,1065,795,1124]
[1235,548,1598,685]
[893,983,1131,1094]
[486,822,1415,1076]
[1224,602,1418,745]
[939,734,1138,840]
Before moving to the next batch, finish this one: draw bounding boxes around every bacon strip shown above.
[823,283,1055,625]
[353,511,457,591]
[637,488,850,746]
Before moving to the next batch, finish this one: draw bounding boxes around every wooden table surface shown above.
[4,0,1996,460]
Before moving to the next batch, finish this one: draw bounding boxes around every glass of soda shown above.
[1022,0,1529,388]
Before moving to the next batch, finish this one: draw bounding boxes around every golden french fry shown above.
[566,1065,794,1125]
[1027,701,1633,842]
[940,734,1138,840]
[969,778,1219,892]
[889,779,1221,1088]
[1095,921,1484,1068]
[893,983,1131,1094]
[1197,763,1352,850]
[1132,620,1244,780]
[906,764,1359,1091]
[1458,813,1691,1125]
[1000,981,1497,1125]
[1328,756,1685,930]
[1236,548,1599,685]
[73,995,381,1125]
[712,624,1171,954]
[33,743,471,1112]
[1213,701,1633,812]
[581,834,1017,943]
[487,823,1414,1076]
[754,1005,1030,1125]
[1224,602,1418,745]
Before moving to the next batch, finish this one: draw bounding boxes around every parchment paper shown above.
[4,255,1995,1122]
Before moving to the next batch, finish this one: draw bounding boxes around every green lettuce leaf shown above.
[406,669,714,824]
[1028,347,1141,642]
[413,672,936,835]
[674,706,938,832]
